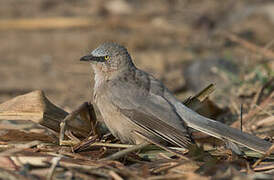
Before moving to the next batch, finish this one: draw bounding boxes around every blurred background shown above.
[0,0,273,112]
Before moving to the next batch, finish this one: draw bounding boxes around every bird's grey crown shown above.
[91,42,128,57]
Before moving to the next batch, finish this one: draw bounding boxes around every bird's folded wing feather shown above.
[120,108,193,148]
[107,71,193,148]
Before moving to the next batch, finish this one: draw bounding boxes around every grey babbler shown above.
[79,42,272,153]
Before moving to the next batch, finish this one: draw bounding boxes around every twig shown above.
[134,131,189,160]
[193,84,215,102]
[152,162,182,174]
[252,144,274,168]
[90,142,133,148]
[183,84,215,111]
[0,141,40,156]
[5,157,19,170]
[66,130,81,144]
[254,104,273,117]
[147,174,186,180]
[109,171,124,180]
[60,141,135,148]
[59,102,90,145]
[256,116,274,127]
[251,77,274,106]
[240,103,243,132]
[252,163,274,172]
[102,142,150,161]
[73,135,98,152]
[224,32,274,60]
[47,156,62,180]
[232,92,274,128]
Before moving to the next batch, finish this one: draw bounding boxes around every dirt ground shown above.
[1,0,273,111]
[0,0,273,179]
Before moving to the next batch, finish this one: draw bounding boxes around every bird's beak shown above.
[80,54,105,62]
[80,54,94,62]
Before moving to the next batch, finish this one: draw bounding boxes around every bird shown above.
[80,42,272,153]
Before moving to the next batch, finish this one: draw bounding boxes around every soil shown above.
[0,0,273,111]
[0,1,273,179]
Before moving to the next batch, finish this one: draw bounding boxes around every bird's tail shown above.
[174,102,272,154]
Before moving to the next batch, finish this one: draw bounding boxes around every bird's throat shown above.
[92,66,106,91]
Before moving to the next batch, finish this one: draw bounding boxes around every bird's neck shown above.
[92,65,136,95]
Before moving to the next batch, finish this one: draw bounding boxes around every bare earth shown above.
[0,0,273,179]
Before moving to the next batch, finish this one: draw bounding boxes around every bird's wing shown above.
[106,70,193,148]
[120,108,193,148]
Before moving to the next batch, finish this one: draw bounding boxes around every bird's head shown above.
[80,42,135,76]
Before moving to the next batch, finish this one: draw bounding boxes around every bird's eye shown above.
[104,55,110,61]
